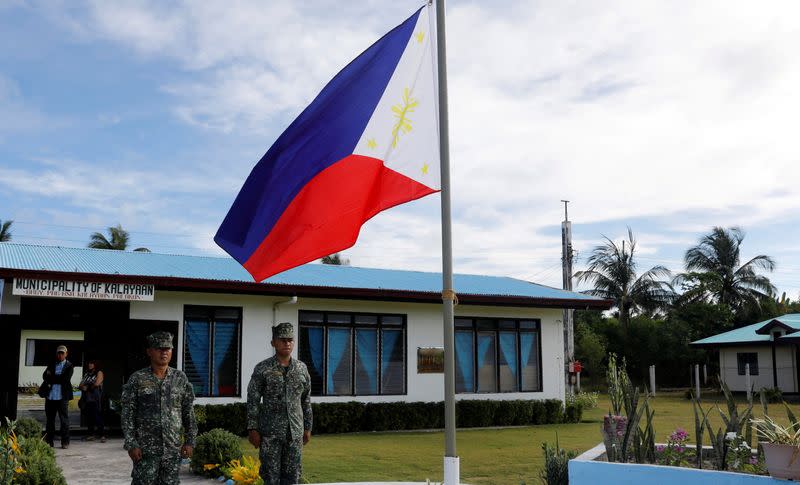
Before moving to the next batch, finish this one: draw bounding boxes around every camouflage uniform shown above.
[247,322,313,485]
[122,332,197,485]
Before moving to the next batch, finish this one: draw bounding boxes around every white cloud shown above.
[11,1,800,294]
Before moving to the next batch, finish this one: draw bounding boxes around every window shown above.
[183,306,242,397]
[298,311,405,396]
[455,317,541,393]
[25,339,84,367]
[737,352,759,376]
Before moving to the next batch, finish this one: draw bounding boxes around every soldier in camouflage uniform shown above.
[247,322,313,485]
[122,331,197,485]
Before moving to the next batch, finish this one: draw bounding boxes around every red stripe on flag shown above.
[243,154,438,281]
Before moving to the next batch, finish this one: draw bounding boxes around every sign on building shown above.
[12,278,155,302]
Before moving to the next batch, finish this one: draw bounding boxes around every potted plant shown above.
[751,414,800,480]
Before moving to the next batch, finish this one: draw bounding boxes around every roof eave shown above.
[0,269,613,310]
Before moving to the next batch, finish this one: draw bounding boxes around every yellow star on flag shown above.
[421,163,429,175]
[415,31,425,44]
[367,138,377,149]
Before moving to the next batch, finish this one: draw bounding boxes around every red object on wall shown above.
[574,361,583,373]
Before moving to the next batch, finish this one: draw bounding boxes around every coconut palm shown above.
[575,228,674,329]
[321,253,349,265]
[0,219,12,242]
[677,227,775,311]
[88,224,150,252]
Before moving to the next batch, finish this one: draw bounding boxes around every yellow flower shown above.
[228,455,262,484]
[10,432,20,454]
[203,463,220,471]
[15,466,25,474]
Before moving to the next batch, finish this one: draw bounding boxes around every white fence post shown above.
[576,371,581,393]
[695,364,701,400]
[649,365,656,397]
[703,364,708,385]
[745,364,752,403]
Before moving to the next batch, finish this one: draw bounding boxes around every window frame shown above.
[454,317,543,394]
[736,352,759,376]
[182,305,243,398]
[299,310,407,397]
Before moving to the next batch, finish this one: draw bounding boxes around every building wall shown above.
[131,291,566,405]
[719,345,798,393]
[1,279,21,315]
[18,329,84,388]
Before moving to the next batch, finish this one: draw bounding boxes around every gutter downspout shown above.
[273,296,298,327]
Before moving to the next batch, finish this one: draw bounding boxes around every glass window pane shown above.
[455,331,475,393]
[355,315,378,325]
[498,320,516,330]
[455,318,473,329]
[520,320,539,330]
[327,313,351,324]
[520,332,540,391]
[184,306,210,319]
[327,328,352,395]
[355,329,378,395]
[299,326,324,395]
[184,320,210,396]
[381,315,403,326]
[498,332,518,392]
[476,319,495,331]
[476,332,497,392]
[214,307,240,321]
[381,329,405,394]
[299,312,324,323]
[212,321,239,397]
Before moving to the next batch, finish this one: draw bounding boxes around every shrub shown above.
[15,436,67,485]
[566,391,599,410]
[563,402,584,424]
[195,398,570,436]
[760,387,783,404]
[191,428,243,478]
[539,438,577,485]
[195,403,247,436]
[13,418,42,440]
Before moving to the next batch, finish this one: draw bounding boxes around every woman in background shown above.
[79,360,106,442]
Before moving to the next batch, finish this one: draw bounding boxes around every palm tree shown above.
[88,224,150,252]
[575,228,674,329]
[0,219,12,242]
[677,227,775,311]
[321,253,349,265]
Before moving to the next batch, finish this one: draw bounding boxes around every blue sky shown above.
[1,1,798,298]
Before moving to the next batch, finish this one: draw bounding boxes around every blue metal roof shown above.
[0,243,603,302]
[692,314,800,346]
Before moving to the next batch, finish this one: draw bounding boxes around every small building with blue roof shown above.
[0,242,610,420]
[692,314,800,393]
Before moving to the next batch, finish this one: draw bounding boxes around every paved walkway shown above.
[54,438,213,485]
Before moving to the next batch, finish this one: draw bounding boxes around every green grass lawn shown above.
[240,391,798,484]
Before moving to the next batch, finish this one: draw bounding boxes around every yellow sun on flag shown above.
[391,88,418,148]
[415,31,425,44]
[367,138,377,149]
[421,163,429,175]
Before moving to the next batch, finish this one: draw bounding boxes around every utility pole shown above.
[561,200,575,396]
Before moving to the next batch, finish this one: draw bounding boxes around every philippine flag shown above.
[215,6,440,282]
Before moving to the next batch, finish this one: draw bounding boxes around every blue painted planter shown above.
[569,444,786,485]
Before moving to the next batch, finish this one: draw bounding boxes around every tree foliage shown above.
[676,226,775,313]
[321,252,349,265]
[0,219,12,242]
[88,224,150,252]
[574,228,674,328]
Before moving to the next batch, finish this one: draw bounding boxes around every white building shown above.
[692,313,800,392]
[0,243,609,419]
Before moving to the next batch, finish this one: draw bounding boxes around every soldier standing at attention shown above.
[122,331,197,485]
[247,322,313,485]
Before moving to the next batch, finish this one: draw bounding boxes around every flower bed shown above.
[570,443,781,485]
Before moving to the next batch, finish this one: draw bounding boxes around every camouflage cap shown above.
[146,331,174,349]
[272,322,294,339]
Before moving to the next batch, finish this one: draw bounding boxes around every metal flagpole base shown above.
[444,456,460,485]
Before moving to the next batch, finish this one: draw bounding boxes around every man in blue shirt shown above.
[43,344,74,448]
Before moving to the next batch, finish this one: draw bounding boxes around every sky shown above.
[1,0,799,298]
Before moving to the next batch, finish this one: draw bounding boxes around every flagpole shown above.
[435,0,459,483]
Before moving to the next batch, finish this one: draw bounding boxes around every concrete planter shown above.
[570,443,784,485]
[762,442,800,480]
